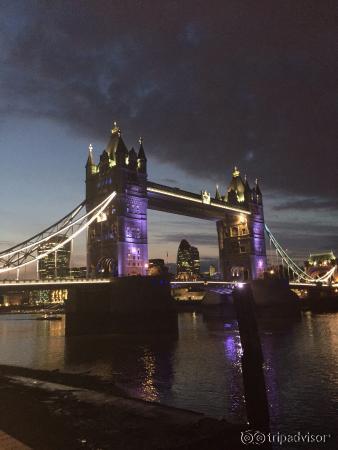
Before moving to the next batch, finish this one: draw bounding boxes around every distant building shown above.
[307,251,336,268]
[190,246,200,275]
[176,239,200,280]
[38,236,71,279]
[209,264,217,277]
[70,266,87,278]
[148,259,168,276]
[305,251,337,280]
[29,289,67,305]
[0,293,24,306]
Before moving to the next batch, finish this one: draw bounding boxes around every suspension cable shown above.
[264,225,337,283]
[0,192,116,274]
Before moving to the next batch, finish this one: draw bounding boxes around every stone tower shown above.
[216,167,267,280]
[85,123,148,277]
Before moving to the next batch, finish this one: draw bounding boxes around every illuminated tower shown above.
[216,167,267,280]
[86,123,148,277]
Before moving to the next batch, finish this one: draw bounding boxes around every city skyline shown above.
[0,1,337,269]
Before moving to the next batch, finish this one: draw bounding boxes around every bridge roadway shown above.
[289,281,338,289]
[173,280,337,288]
[0,278,242,294]
[0,278,335,294]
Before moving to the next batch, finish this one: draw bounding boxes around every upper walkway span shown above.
[146,181,251,220]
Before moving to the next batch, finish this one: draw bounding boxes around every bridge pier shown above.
[65,276,177,336]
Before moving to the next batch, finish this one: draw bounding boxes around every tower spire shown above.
[138,137,146,159]
[243,174,251,202]
[137,136,147,173]
[255,178,262,195]
[86,143,94,166]
[215,184,222,201]
[111,120,120,136]
[233,166,240,177]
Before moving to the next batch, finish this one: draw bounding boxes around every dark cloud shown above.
[1,0,337,202]
[276,233,338,259]
[272,197,338,211]
[269,221,338,236]
[162,178,179,185]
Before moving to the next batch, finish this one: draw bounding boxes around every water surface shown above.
[0,310,337,440]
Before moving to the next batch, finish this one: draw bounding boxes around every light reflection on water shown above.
[0,311,337,435]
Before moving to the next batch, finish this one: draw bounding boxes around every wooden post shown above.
[233,284,270,430]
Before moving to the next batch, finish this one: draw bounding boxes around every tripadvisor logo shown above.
[240,430,332,446]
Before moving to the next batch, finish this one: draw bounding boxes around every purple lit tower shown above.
[85,122,148,277]
[216,167,267,280]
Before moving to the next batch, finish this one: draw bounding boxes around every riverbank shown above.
[0,365,248,450]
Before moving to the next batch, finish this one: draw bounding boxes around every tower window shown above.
[231,226,238,237]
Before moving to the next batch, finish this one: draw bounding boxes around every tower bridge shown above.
[85,122,266,280]
[0,121,336,287]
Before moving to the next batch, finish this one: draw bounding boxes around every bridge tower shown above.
[85,123,148,277]
[216,168,267,280]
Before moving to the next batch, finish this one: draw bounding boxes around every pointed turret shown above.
[86,144,95,175]
[128,147,137,170]
[227,166,246,203]
[106,121,120,158]
[98,149,110,173]
[244,174,252,203]
[215,185,222,201]
[233,166,240,177]
[86,143,94,166]
[252,178,262,204]
[138,137,146,159]
[254,178,262,195]
[137,137,147,173]
[105,120,128,167]
[111,125,128,167]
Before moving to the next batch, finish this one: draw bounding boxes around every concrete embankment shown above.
[0,365,251,450]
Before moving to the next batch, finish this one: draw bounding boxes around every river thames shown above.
[0,310,337,441]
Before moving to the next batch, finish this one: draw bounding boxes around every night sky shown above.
[0,0,337,269]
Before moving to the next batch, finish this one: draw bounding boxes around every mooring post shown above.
[233,284,270,432]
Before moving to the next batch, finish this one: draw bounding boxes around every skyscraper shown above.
[38,236,71,279]
[176,239,200,280]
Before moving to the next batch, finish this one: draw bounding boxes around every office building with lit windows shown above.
[176,239,200,280]
[37,236,71,279]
